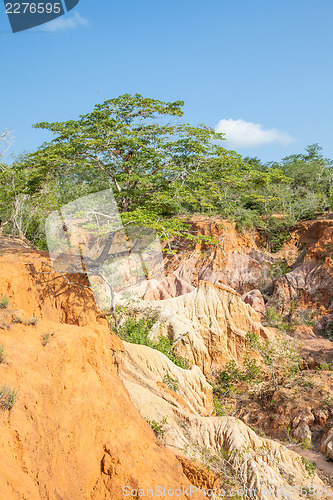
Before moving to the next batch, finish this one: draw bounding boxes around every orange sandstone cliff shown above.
[0,242,204,499]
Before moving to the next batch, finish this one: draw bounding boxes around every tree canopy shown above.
[1,94,333,252]
[15,94,281,245]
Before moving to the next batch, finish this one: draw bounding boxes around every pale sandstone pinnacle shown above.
[136,280,273,375]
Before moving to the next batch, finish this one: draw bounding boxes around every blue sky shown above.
[1,0,333,164]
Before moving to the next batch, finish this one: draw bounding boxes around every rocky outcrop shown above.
[320,428,333,460]
[272,220,333,310]
[121,341,213,416]
[119,341,328,499]
[0,314,212,499]
[125,273,195,301]
[241,289,266,315]
[144,280,272,374]
[161,217,333,315]
[163,217,273,294]
[0,248,98,326]
[1,222,332,499]
[175,455,219,492]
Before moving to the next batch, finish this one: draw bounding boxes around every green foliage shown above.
[243,355,263,382]
[317,363,331,371]
[285,426,314,450]
[246,331,301,386]
[301,457,316,478]
[146,416,168,438]
[269,260,290,280]
[263,216,294,252]
[162,374,179,392]
[235,210,264,233]
[320,397,332,408]
[262,306,296,334]
[16,94,236,246]
[2,105,332,253]
[117,307,189,369]
[0,296,10,309]
[0,385,17,412]
[212,394,226,416]
[215,356,263,396]
[5,95,293,250]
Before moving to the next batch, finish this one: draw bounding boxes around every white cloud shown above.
[215,118,295,148]
[43,11,88,32]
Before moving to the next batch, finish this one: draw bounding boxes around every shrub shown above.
[246,331,301,387]
[317,363,331,371]
[42,333,51,346]
[264,216,294,253]
[146,416,167,438]
[0,296,9,309]
[162,374,179,392]
[118,309,189,369]
[270,260,290,280]
[301,457,316,478]
[213,395,226,416]
[12,316,40,327]
[25,317,39,326]
[243,355,263,382]
[0,385,17,412]
[262,306,296,334]
[0,344,6,364]
[235,210,264,233]
[262,307,284,328]
[215,357,262,395]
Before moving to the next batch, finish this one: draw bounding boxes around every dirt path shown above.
[290,446,333,477]
[276,440,333,476]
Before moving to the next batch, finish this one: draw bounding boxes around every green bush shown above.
[317,363,331,371]
[264,217,294,252]
[0,296,9,309]
[262,307,296,334]
[235,210,265,233]
[118,309,189,369]
[146,416,168,437]
[301,457,316,478]
[215,356,262,394]
[246,331,301,385]
[270,260,290,280]
[213,395,226,416]
[42,333,51,346]
[162,374,179,392]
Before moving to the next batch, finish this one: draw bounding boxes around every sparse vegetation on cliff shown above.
[0,296,9,309]
[117,305,189,369]
[146,416,168,438]
[0,345,6,364]
[0,385,17,412]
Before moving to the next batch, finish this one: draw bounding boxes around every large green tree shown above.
[7,95,296,250]
[17,94,258,244]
